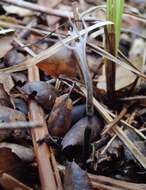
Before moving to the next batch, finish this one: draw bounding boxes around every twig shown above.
[0,0,72,18]
[0,0,96,22]
[0,21,112,76]
[105,26,116,102]
[102,106,128,135]
[14,35,63,189]
[79,84,146,169]
[0,121,42,129]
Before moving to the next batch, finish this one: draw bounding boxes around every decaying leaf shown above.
[38,0,64,26]
[62,116,102,149]
[0,106,26,123]
[0,147,26,177]
[21,81,56,110]
[0,106,26,141]
[11,72,27,85]
[0,83,12,107]
[0,147,36,188]
[97,65,137,91]
[13,98,28,115]
[124,128,146,163]
[4,49,26,67]
[48,94,73,137]
[87,54,103,76]
[0,73,14,94]
[37,47,77,78]
[0,143,34,163]
[0,173,33,190]
[3,4,33,17]
[64,161,93,190]
[71,104,86,125]
[0,34,14,59]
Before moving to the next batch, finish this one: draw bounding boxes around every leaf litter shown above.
[0,0,145,190]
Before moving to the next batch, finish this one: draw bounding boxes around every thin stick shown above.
[0,0,96,21]
[102,106,128,135]
[0,21,112,74]
[79,85,146,169]
[15,32,63,189]
[0,121,42,129]
[0,0,72,18]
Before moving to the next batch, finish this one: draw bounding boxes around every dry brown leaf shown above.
[3,4,33,17]
[48,94,72,137]
[0,84,12,107]
[37,47,77,78]
[62,116,102,149]
[38,0,64,26]
[0,148,25,176]
[0,73,14,94]
[21,81,56,110]
[0,143,34,163]
[64,161,93,190]
[0,34,14,58]
[97,65,137,91]
[71,104,86,125]
[4,49,26,67]
[0,106,26,123]
[0,173,33,190]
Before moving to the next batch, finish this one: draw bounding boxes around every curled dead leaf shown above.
[37,47,77,78]
[71,104,86,125]
[0,106,26,123]
[64,161,93,190]
[0,143,34,163]
[62,116,102,150]
[21,81,56,110]
[48,94,73,137]
[0,84,12,107]
[4,49,26,67]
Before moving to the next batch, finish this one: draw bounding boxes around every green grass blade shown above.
[115,0,124,49]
